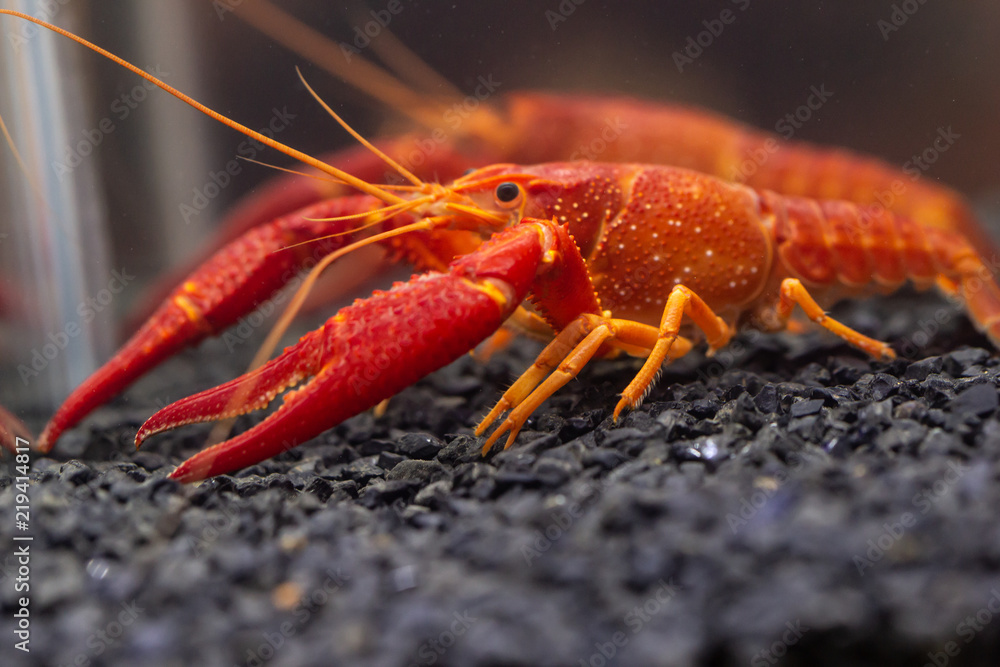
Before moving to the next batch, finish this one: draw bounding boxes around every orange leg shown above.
[476,313,694,453]
[776,278,895,360]
[614,285,734,420]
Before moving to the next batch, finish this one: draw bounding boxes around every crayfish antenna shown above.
[229,0,444,128]
[296,68,426,188]
[228,0,507,136]
[0,111,48,216]
[347,2,463,102]
[0,10,406,209]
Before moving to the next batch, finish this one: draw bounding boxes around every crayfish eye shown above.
[493,181,523,209]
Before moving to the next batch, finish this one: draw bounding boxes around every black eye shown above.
[495,182,521,204]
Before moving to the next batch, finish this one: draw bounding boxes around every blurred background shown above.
[0,0,998,425]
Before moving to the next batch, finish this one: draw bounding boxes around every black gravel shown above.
[4,291,1000,667]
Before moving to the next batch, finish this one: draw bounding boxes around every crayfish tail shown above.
[952,257,1000,348]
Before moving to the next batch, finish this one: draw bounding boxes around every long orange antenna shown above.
[0,10,405,206]
[342,1,464,99]
[232,0,508,136]
[296,69,424,188]
[231,0,445,129]
[0,109,47,212]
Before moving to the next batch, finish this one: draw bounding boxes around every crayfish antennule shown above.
[295,68,424,189]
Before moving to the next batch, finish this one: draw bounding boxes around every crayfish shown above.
[3,10,998,482]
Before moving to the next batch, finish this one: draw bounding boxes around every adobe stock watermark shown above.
[237,568,351,667]
[851,125,960,238]
[894,300,960,357]
[17,268,136,385]
[521,486,600,566]
[545,0,586,31]
[672,0,753,73]
[348,284,470,397]
[922,588,1000,667]
[53,600,144,667]
[750,619,810,666]
[854,459,966,575]
[567,117,628,161]
[406,610,478,667]
[185,503,243,556]
[577,579,679,667]
[725,451,806,534]
[217,246,330,354]
[179,106,297,224]
[212,0,245,20]
[894,251,1000,356]
[5,0,72,52]
[521,479,608,566]
[877,0,931,41]
[339,0,407,63]
[381,74,503,184]
[728,84,834,183]
[52,65,171,181]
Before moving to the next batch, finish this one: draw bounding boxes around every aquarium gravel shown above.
[3,292,1000,667]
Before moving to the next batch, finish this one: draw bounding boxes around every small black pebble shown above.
[944,347,990,375]
[59,461,96,486]
[790,398,824,418]
[868,373,899,401]
[754,385,779,413]
[532,457,580,487]
[894,400,927,421]
[340,459,384,485]
[377,452,406,471]
[582,447,630,471]
[357,439,395,456]
[304,477,334,502]
[358,479,421,508]
[386,460,448,484]
[330,480,359,499]
[950,383,999,416]
[130,451,166,472]
[436,435,481,466]
[396,433,445,459]
[904,356,944,381]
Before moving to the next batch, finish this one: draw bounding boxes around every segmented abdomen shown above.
[763,190,968,291]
